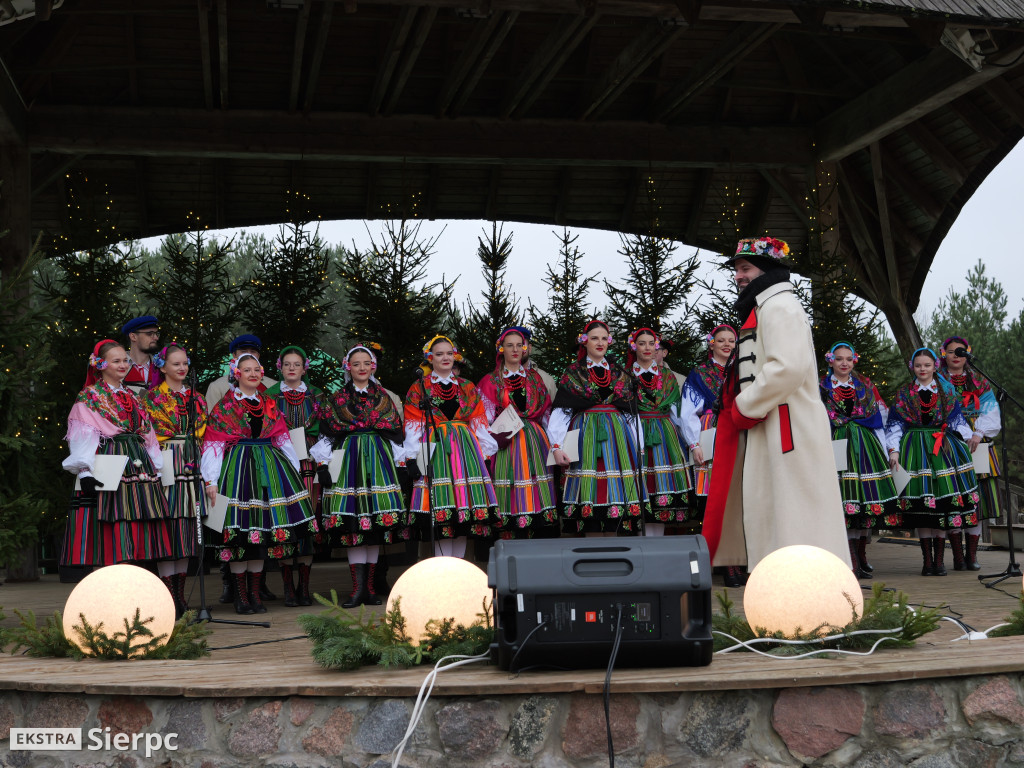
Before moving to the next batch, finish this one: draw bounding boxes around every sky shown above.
[186,140,1024,334]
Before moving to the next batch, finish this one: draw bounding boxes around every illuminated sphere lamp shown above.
[62,564,176,657]
[742,545,863,638]
[386,556,491,645]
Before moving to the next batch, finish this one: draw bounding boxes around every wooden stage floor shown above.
[2,538,1024,698]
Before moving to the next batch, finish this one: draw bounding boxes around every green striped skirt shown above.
[491,420,558,539]
[896,426,980,530]
[410,420,499,540]
[321,432,412,547]
[975,441,1002,521]
[832,423,899,530]
[217,438,316,561]
[640,412,695,524]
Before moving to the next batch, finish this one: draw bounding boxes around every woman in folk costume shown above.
[263,346,328,606]
[401,334,499,558]
[141,343,208,617]
[940,336,1000,570]
[201,353,316,614]
[680,325,735,513]
[549,319,644,535]
[61,340,174,574]
[477,326,558,538]
[886,348,980,576]
[819,342,900,580]
[626,327,693,535]
[312,344,410,608]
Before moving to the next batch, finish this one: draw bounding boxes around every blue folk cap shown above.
[229,334,263,353]
[121,315,159,336]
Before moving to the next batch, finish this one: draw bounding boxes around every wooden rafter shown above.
[29,152,81,198]
[655,21,783,122]
[216,0,228,109]
[946,96,1003,149]
[370,6,417,115]
[437,11,518,117]
[901,120,967,186]
[125,12,138,103]
[876,143,942,222]
[288,0,312,113]
[982,76,1024,128]
[868,142,899,296]
[451,11,517,116]
[27,106,814,167]
[303,0,334,112]
[581,20,688,120]
[757,168,811,228]
[815,43,1024,161]
[19,15,77,103]
[840,154,925,254]
[0,53,25,142]
[197,0,214,110]
[382,7,437,116]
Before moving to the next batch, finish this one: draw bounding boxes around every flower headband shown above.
[276,345,311,372]
[705,324,737,344]
[344,345,378,372]
[908,347,938,372]
[423,334,463,362]
[230,352,264,381]
[824,342,858,365]
[939,336,971,360]
[627,327,660,351]
[153,342,190,369]
[735,236,790,260]
[577,320,613,346]
[495,327,531,353]
[89,339,119,370]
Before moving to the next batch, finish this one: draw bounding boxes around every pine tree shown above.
[451,222,522,377]
[138,228,242,388]
[335,219,456,392]
[240,221,335,363]
[527,229,598,375]
[603,233,701,366]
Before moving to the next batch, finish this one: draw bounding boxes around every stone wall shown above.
[3,673,1024,767]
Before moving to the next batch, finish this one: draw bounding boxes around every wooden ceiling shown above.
[3,0,1024,346]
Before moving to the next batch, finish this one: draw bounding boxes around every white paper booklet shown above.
[489,405,525,438]
[289,427,309,460]
[547,429,580,465]
[74,454,130,491]
[699,428,717,461]
[832,439,848,472]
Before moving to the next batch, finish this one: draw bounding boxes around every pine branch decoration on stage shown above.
[711,583,941,655]
[987,597,1024,638]
[0,608,75,658]
[299,593,493,671]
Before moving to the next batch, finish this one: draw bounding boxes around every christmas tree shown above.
[335,219,456,393]
[138,226,242,387]
[451,222,523,378]
[527,229,598,375]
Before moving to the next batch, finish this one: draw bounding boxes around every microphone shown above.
[953,347,973,361]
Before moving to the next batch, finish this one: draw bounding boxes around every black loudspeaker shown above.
[488,536,713,671]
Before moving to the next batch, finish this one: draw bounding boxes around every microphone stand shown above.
[186,368,270,627]
[417,374,440,556]
[963,356,1024,588]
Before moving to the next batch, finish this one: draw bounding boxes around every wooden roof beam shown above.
[876,143,942,222]
[757,168,811,229]
[946,95,1003,149]
[370,5,416,115]
[216,0,228,109]
[868,142,900,296]
[815,42,1024,161]
[840,154,924,254]
[382,7,437,116]
[303,0,334,112]
[901,120,967,186]
[437,11,518,118]
[29,152,81,198]
[287,0,312,113]
[655,21,784,122]
[981,76,1024,128]
[581,21,688,121]
[748,177,772,235]
[0,54,26,142]
[197,0,214,110]
[27,106,814,168]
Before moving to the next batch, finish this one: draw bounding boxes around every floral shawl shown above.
[142,381,208,443]
[66,381,160,454]
[632,364,682,415]
[204,392,291,455]
[316,382,404,443]
[685,360,725,413]
[890,378,958,428]
[404,376,488,432]
[819,372,883,430]
[478,368,551,422]
[942,369,994,427]
[553,359,634,412]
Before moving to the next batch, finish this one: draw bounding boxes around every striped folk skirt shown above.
[640,412,694,524]
[410,420,499,540]
[162,438,205,558]
[561,405,643,534]
[491,420,558,539]
[896,426,980,530]
[321,432,412,547]
[832,423,900,530]
[975,440,1002,522]
[217,438,317,561]
[61,433,174,566]
[693,411,716,499]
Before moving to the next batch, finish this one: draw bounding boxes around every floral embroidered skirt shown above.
[217,438,316,561]
[321,432,412,547]
[491,420,558,539]
[640,412,694,524]
[561,405,643,534]
[832,423,900,530]
[895,426,980,530]
[62,433,175,566]
[410,420,499,540]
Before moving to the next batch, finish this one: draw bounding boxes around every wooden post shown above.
[0,142,30,281]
